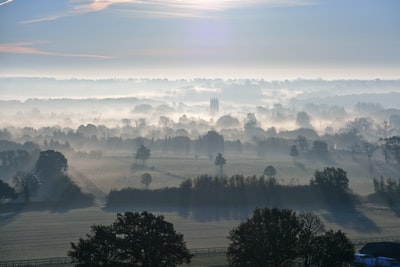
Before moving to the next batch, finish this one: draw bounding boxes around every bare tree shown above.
[13,171,39,203]
[298,212,325,267]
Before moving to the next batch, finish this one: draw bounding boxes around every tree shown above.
[296,111,312,129]
[310,140,329,159]
[312,230,354,267]
[69,211,193,267]
[0,179,16,202]
[310,167,349,192]
[290,145,299,162]
[362,141,379,176]
[244,113,257,131]
[362,141,378,162]
[383,136,400,164]
[36,150,68,180]
[203,131,224,157]
[296,135,309,152]
[298,212,325,267]
[13,171,39,202]
[69,225,119,267]
[214,153,226,178]
[135,145,151,165]
[263,165,276,179]
[227,208,300,267]
[141,173,152,188]
[345,117,372,137]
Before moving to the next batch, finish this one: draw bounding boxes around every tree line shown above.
[107,167,355,208]
[69,208,354,267]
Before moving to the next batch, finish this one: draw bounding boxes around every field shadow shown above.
[322,205,381,233]
[0,202,94,225]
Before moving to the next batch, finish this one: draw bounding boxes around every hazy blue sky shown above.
[0,0,399,79]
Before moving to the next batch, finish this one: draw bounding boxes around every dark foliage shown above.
[263,165,277,178]
[69,211,192,267]
[312,230,354,267]
[135,145,151,165]
[106,173,356,209]
[36,150,68,179]
[370,176,400,208]
[0,179,16,202]
[298,212,325,267]
[310,167,349,192]
[13,171,39,203]
[227,208,300,267]
[382,136,400,164]
[35,150,93,206]
[227,208,354,267]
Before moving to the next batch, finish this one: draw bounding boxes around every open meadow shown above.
[1,202,400,261]
[1,149,400,261]
[68,150,396,197]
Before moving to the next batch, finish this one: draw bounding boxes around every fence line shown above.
[1,237,400,267]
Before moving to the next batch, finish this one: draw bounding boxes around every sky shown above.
[0,0,399,79]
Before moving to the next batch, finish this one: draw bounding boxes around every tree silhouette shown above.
[141,173,152,188]
[0,179,16,202]
[13,171,38,202]
[296,135,309,152]
[311,140,329,159]
[290,145,299,162]
[69,211,192,267]
[310,167,349,192]
[227,208,300,267]
[296,111,313,129]
[36,150,68,180]
[298,212,325,267]
[135,145,151,166]
[214,153,226,178]
[69,225,119,267]
[312,230,354,267]
[383,136,400,164]
[263,165,276,179]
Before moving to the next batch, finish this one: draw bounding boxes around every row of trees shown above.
[371,176,400,207]
[107,167,353,208]
[69,208,354,267]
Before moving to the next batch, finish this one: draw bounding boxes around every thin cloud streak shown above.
[20,0,315,24]
[0,43,111,59]
[0,0,13,6]
[20,16,60,24]
[71,0,314,14]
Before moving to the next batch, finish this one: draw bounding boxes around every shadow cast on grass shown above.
[0,201,94,225]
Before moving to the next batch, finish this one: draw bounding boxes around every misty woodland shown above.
[0,78,400,266]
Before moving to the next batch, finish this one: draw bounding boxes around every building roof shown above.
[359,242,400,259]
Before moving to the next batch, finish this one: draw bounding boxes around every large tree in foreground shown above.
[228,208,354,267]
[298,212,325,267]
[312,230,354,267]
[227,208,300,267]
[69,211,192,267]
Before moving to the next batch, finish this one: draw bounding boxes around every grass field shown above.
[1,151,399,262]
[1,202,400,261]
[68,150,396,196]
